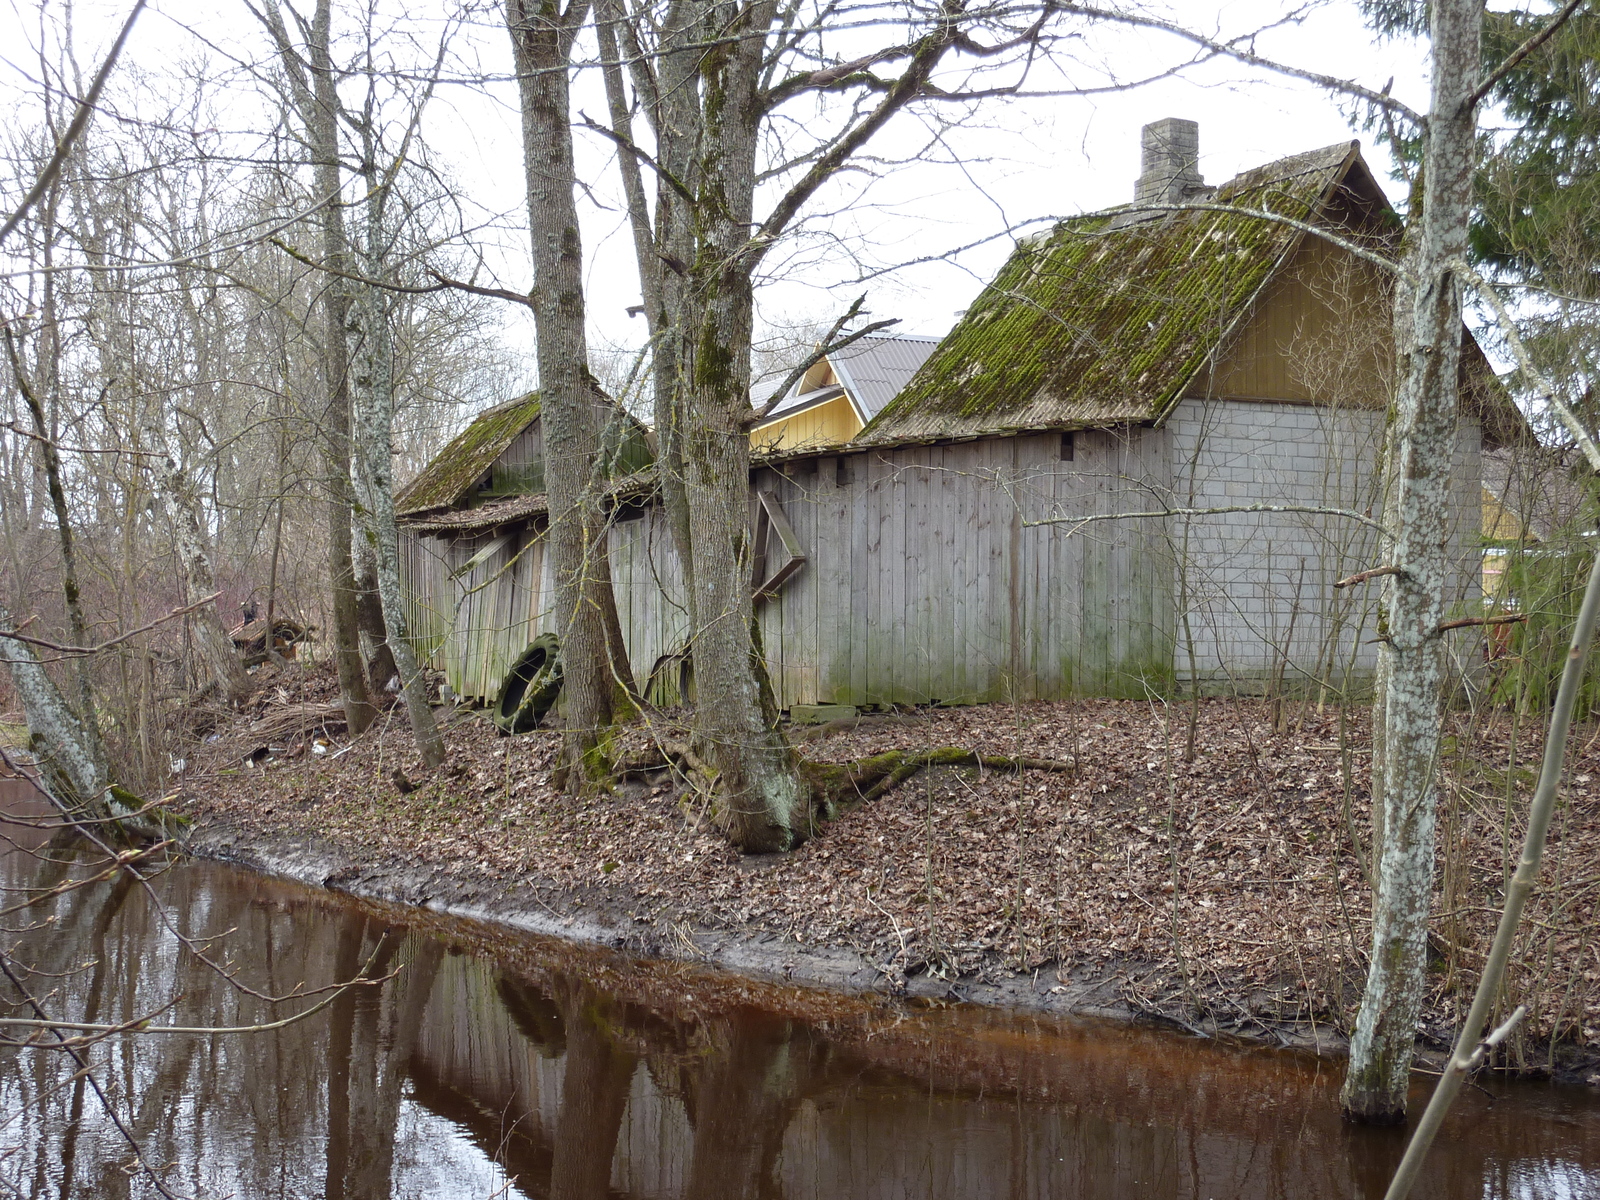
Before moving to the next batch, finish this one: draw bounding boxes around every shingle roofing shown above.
[395,393,541,517]
[859,142,1372,446]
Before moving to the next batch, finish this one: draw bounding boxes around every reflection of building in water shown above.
[4,842,1598,1200]
[407,949,1600,1200]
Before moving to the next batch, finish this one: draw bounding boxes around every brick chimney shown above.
[1135,118,1204,206]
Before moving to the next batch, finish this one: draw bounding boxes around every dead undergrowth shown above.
[172,659,1600,1079]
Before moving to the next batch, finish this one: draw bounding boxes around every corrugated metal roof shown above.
[751,333,941,426]
[858,142,1368,446]
[761,384,847,422]
[828,333,941,420]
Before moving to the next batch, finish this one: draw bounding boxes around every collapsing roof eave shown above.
[395,392,543,516]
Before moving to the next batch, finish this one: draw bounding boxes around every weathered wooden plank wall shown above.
[607,510,692,704]
[731,427,1175,707]
[405,409,1482,710]
[400,527,549,701]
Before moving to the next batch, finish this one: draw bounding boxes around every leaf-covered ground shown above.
[177,661,1600,1078]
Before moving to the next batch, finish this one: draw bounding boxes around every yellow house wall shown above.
[1482,487,1526,542]
[1200,236,1393,406]
[751,393,862,452]
[1481,487,1529,600]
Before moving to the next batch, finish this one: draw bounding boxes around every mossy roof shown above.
[395,393,541,516]
[859,142,1369,445]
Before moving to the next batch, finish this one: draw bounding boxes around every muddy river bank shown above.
[6,787,1596,1198]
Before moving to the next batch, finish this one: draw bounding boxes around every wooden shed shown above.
[400,125,1521,709]
[396,393,652,702]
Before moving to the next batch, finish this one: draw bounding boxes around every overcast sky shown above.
[4,0,1518,396]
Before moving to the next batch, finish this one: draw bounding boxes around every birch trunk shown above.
[1341,0,1482,1123]
[0,605,150,834]
[142,420,252,705]
[348,179,447,770]
[507,0,624,789]
[6,311,98,740]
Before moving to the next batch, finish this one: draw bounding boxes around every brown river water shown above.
[2,786,1598,1199]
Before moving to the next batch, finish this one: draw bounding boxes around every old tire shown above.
[494,633,563,734]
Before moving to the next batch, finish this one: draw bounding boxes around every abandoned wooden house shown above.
[399,120,1519,711]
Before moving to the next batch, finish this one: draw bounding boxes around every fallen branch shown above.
[243,702,347,746]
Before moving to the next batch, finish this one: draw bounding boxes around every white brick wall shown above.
[1168,398,1481,691]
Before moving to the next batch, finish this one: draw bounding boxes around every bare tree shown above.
[254,0,381,735]
[603,0,1071,850]
[507,0,635,791]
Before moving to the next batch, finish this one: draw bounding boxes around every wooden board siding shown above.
[487,422,544,495]
[403,408,1485,710]
[400,526,550,702]
[607,510,691,704]
[751,393,863,453]
[626,428,1178,709]
[405,429,1180,711]
[1201,235,1393,408]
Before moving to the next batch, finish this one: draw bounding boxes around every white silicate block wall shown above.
[1168,398,1482,692]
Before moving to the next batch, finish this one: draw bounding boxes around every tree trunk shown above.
[352,529,398,689]
[650,0,809,852]
[142,422,252,705]
[507,0,622,790]
[1340,0,1481,1124]
[678,307,807,850]
[302,0,379,736]
[548,981,636,1200]
[5,314,98,742]
[253,0,380,734]
[348,173,447,770]
[0,605,150,834]
[684,1015,820,1200]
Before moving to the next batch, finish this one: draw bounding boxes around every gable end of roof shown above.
[395,393,542,516]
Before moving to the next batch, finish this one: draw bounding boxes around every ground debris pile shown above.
[178,666,1600,1079]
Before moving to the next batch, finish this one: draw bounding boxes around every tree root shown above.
[616,738,1073,845]
[801,747,1075,822]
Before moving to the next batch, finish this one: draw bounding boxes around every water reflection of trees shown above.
[5,847,1600,1200]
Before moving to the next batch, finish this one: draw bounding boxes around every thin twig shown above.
[0,592,222,659]
[1384,544,1600,1200]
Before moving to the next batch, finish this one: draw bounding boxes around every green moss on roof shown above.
[396,393,542,516]
[860,142,1363,445]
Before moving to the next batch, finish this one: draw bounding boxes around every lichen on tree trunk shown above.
[1340,0,1482,1125]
